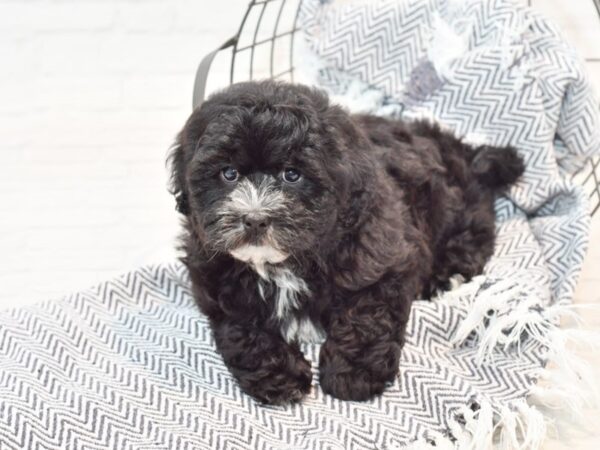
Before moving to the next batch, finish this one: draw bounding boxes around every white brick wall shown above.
[0,0,249,305]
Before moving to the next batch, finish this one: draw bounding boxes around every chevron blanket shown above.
[0,0,599,449]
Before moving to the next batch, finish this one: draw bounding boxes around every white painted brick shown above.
[23,225,133,250]
[116,2,175,33]
[21,144,166,164]
[0,37,38,78]
[33,75,123,110]
[110,34,212,74]
[0,161,130,193]
[0,114,30,147]
[0,269,120,304]
[172,0,248,33]
[112,110,188,146]
[38,33,120,75]
[122,73,191,109]
[0,185,171,214]
[37,33,219,76]
[0,147,25,165]
[0,2,117,32]
[24,109,182,149]
[0,80,34,113]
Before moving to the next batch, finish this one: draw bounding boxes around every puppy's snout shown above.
[242,214,270,232]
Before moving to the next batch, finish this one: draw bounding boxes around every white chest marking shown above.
[282,316,326,344]
[255,268,324,343]
[257,268,308,319]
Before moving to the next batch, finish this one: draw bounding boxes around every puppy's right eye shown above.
[221,167,239,183]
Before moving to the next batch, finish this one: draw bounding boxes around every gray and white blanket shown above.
[0,0,598,448]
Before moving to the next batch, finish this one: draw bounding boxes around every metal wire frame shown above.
[193,0,303,108]
[192,0,600,216]
[230,0,303,84]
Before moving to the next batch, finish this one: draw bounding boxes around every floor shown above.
[0,0,598,448]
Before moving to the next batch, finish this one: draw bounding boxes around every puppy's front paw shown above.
[318,341,393,401]
[237,350,313,405]
[319,367,385,402]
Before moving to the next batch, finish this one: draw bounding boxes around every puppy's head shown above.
[168,81,370,267]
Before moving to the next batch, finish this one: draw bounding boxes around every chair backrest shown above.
[229,0,304,84]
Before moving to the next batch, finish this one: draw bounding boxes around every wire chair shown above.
[192,0,600,216]
[192,0,303,107]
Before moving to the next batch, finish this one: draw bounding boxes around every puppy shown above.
[168,80,524,404]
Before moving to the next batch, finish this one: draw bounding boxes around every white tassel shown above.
[445,273,599,367]
[496,405,519,450]
[528,326,600,424]
[449,280,600,421]
[495,402,546,450]
[403,400,546,449]
[446,275,545,362]
[440,272,600,438]
[518,402,546,449]
[419,269,599,449]
[452,401,494,450]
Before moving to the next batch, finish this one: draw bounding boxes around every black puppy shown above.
[168,80,523,404]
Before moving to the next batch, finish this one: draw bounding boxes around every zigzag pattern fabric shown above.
[0,263,541,449]
[0,0,598,448]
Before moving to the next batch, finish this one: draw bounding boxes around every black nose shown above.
[242,215,270,232]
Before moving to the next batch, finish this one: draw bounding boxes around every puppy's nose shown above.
[242,214,270,232]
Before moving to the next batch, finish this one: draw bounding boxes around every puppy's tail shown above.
[471,145,525,191]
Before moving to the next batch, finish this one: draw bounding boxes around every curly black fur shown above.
[168,80,524,404]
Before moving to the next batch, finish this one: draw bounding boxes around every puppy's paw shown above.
[237,351,313,405]
[319,368,386,402]
[318,340,395,401]
[250,368,312,405]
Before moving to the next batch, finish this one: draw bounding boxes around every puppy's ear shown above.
[323,105,375,228]
[168,102,222,216]
[167,97,233,216]
[167,130,190,216]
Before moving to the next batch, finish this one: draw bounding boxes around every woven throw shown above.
[0,0,599,448]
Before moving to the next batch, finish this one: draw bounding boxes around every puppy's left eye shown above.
[282,168,302,184]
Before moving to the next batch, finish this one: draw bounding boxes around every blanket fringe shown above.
[403,400,546,450]
[445,276,599,368]
[449,288,600,415]
[447,275,553,364]
[425,275,600,448]
[528,326,600,423]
